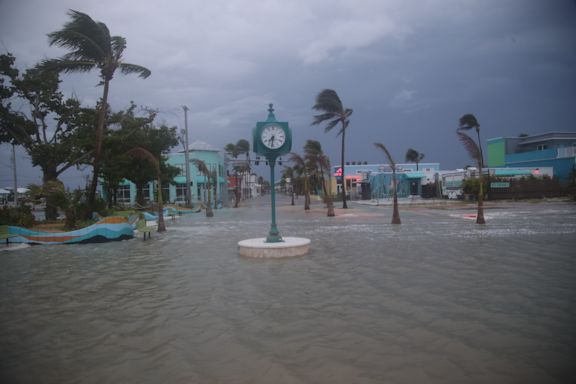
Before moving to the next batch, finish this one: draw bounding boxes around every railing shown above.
[557,147,576,158]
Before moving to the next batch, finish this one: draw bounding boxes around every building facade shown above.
[487,132,576,183]
[109,141,226,207]
[332,162,441,200]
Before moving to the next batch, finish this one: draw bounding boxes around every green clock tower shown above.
[253,104,292,242]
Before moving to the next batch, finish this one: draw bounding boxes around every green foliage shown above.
[0,204,36,228]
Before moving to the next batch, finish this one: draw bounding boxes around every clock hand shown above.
[270,135,275,146]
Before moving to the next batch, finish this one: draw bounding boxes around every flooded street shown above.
[1,197,575,383]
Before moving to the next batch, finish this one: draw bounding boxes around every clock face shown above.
[261,124,286,150]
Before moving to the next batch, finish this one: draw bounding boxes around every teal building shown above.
[487,132,576,183]
[110,141,226,207]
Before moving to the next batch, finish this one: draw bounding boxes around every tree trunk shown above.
[475,130,486,224]
[340,123,348,208]
[86,79,110,218]
[42,168,60,221]
[206,180,214,217]
[391,170,401,224]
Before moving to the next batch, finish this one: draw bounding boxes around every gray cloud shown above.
[1,0,575,188]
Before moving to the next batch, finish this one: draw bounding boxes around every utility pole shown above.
[182,106,192,207]
[12,144,18,205]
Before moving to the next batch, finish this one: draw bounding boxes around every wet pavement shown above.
[1,196,575,383]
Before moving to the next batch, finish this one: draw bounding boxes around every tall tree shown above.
[281,166,296,205]
[312,89,353,208]
[41,10,151,216]
[224,139,250,207]
[126,147,166,232]
[304,140,335,217]
[457,113,485,224]
[288,152,311,210]
[192,159,214,217]
[405,148,425,171]
[374,143,401,224]
[104,104,179,207]
[1,54,96,220]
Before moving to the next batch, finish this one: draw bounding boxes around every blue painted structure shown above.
[101,140,226,207]
[487,132,576,183]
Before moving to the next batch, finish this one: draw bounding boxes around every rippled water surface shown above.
[1,198,576,383]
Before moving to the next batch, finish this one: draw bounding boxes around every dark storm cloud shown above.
[1,0,575,187]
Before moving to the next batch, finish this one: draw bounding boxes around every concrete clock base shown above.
[238,237,310,258]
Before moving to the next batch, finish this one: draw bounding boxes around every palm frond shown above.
[47,10,110,60]
[323,118,340,133]
[191,159,209,176]
[458,113,480,131]
[312,89,343,113]
[312,112,336,126]
[110,36,126,59]
[39,58,97,74]
[288,152,305,168]
[119,63,151,79]
[374,142,396,168]
[457,131,481,162]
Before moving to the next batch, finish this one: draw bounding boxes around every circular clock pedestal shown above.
[238,237,310,258]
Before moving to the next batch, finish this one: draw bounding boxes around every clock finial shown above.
[266,103,276,122]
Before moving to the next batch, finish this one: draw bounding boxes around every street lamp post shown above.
[182,106,192,207]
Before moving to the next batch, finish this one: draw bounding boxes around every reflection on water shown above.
[1,198,575,383]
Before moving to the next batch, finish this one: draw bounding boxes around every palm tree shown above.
[312,89,353,208]
[374,143,401,224]
[304,140,335,217]
[224,139,250,206]
[192,159,214,217]
[282,166,296,205]
[457,113,485,224]
[126,147,165,232]
[405,148,425,170]
[41,10,151,216]
[288,153,311,210]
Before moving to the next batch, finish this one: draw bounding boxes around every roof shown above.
[188,140,220,152]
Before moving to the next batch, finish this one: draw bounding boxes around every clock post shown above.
[238,104,310,257]
[252,104,292,243]
[267,154,281,242]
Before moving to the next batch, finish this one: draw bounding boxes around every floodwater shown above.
[1,197,575,384]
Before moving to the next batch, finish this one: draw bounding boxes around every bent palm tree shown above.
[457,114,485,224]
[374,143,401,224]
[304,140,335,217]
[42,10,151,216]
[405,148,425,171]
[312,89,353,208]
[192,159,214,217]
[288,152,310,210]
[126,147,165,232]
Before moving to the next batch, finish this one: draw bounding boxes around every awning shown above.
[494,169,532,176]
[404,172,425,179]
[174,176,187,184]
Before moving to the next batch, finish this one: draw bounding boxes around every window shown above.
[117,185,131,203]
[142,184,151,203]
[537,144,547,151]
[176,184,187,202]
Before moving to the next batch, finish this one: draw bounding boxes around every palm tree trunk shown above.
[206,179,214,217]
[391,170,401,224]
[157,178,166,232]
[304,176,310,210]
[475,129,486,224]
[87,78,110,217]
[340,123,348,208]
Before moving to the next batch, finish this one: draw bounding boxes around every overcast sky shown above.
[1,0,575,188]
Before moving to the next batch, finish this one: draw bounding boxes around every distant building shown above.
[487,132,576,183]
[104,140,226,207]
[332,162,441,199]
